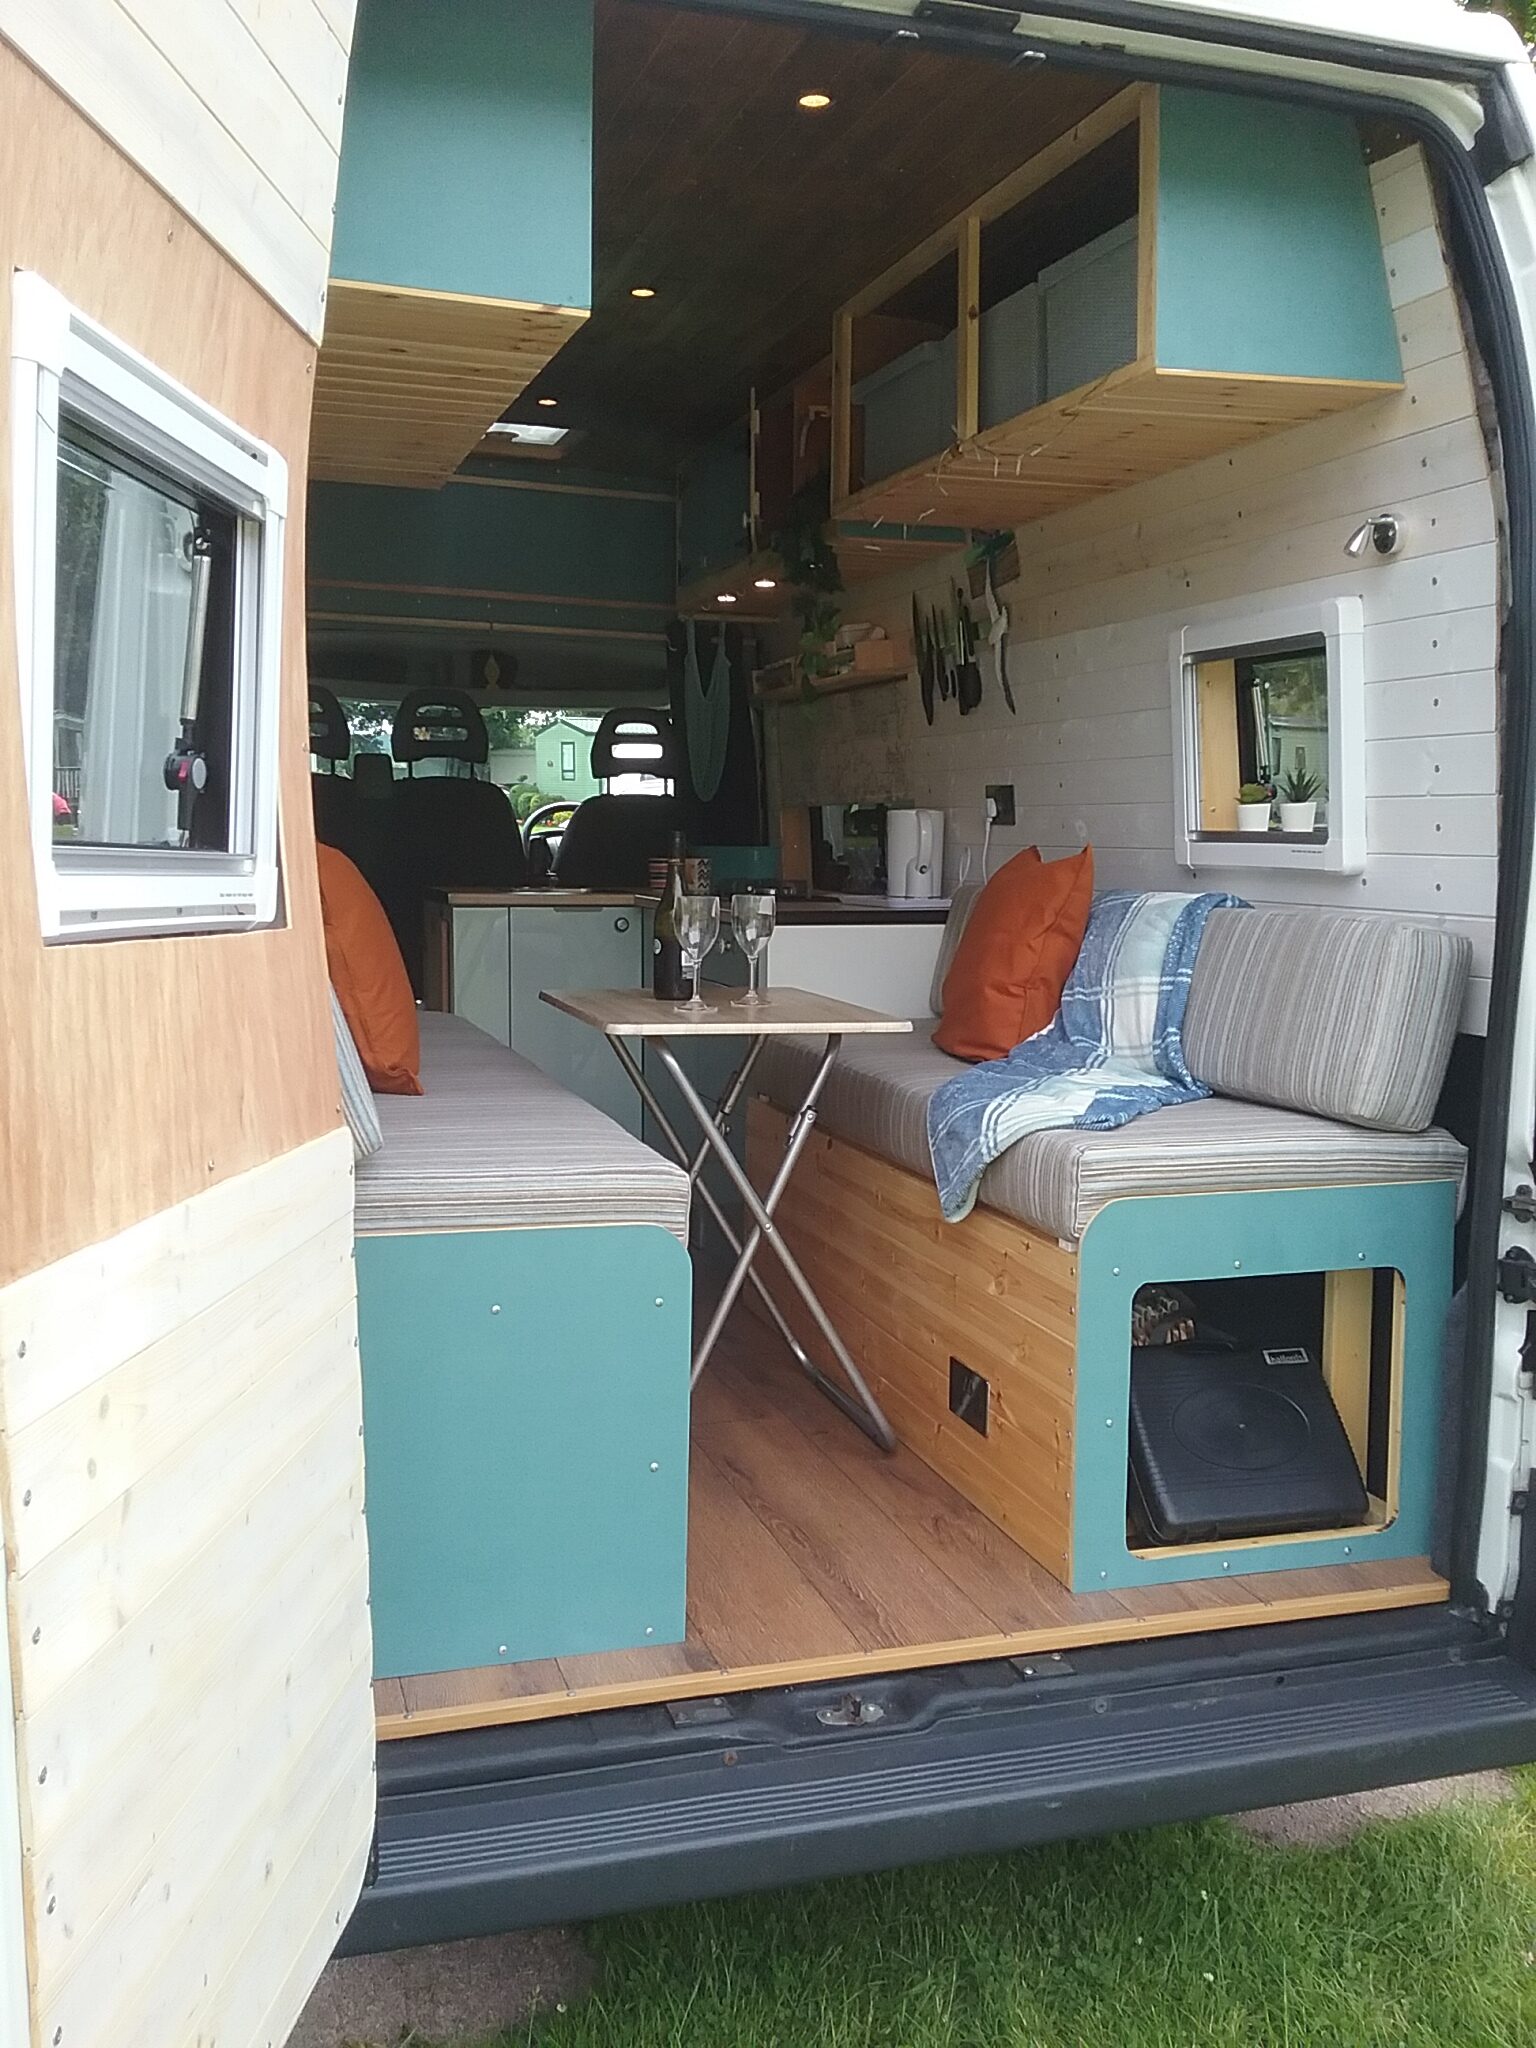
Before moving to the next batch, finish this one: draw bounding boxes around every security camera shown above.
[1344,514,1403,560]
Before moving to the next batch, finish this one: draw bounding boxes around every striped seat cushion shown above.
[1184,908,1471,1133]
[330,987,384,1163]
[755,1024,1465,1243]
[356,1012,690,1240]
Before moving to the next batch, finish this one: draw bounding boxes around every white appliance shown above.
[886,808,944,901]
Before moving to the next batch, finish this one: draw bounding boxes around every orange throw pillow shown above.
[934,845,1094,1062]
[316,844,423,1095]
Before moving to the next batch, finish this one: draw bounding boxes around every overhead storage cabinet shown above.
[832,85,1404,528]
[314,0,594,485]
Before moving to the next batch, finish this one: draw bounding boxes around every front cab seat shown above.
[388,687,528,991]
[552,709,682,889]
[309,685,359,858]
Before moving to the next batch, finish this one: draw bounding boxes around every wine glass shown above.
[677,893,721,1011]
[730,892,776,1006]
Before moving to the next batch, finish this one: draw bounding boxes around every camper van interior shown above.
[299,2,1489,1746]
[8,1,1534,2031]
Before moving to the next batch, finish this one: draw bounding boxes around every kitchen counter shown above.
[428,887,949,923]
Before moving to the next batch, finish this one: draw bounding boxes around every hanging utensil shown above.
[912,592,934,727]
[955,584,982,716]
[982,555,1016,715]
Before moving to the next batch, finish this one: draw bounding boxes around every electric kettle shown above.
[885,808,944,900]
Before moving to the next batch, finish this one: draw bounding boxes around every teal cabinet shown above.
[358,1223,690,1677]
[443,903,648,1132]
[507,907,647,1134]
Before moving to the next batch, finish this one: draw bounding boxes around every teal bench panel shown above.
[1071,1181,1454,1591]
[356,1223,691,1679]
[1155,87,1403,386]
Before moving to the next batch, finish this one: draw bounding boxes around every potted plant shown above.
[1237,781,1273,832]
[1277,753,1320,833]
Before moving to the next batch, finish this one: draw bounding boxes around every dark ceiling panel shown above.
[509,1,1124,472]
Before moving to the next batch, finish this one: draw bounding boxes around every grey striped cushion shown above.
[929,883,981,1016]
[356,1012,690,1240]
[1185,908,1472,1133]
[755,1025,1465,1243]
[330,988,383,1163]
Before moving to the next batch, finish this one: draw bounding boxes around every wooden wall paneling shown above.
[0,1133,372,2048]
[746,1100,1079,1582]
[0,41,344,1284]
[0,0,352,338]
[1196,658,1241,830]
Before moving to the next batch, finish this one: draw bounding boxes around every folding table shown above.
[540,986,912,1449]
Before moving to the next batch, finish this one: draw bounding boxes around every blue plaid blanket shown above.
[927,889,1244,1223]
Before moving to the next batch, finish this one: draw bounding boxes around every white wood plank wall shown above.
[0,1130,374,2048]
[767,148,1501,1033]
[0,0,356,337]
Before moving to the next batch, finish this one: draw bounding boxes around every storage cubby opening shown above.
[849,248,959,492]
[1124,1267,1404,1557]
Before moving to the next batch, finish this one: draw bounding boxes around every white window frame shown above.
[10,270,287,940]
[1171,595,1366,878]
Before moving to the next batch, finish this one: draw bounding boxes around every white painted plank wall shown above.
[0,0,355,338]
[0,1130,373,2048]
[767,147,1501,1033]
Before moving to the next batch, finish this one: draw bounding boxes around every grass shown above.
[478,1774,1536,2048]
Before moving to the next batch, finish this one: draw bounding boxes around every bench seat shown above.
[755,1021,1466,1244]
[356,1011,690,1240]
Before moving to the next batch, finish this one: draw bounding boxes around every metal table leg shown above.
[647,1035,897,1452]
[606,1036,824,1391]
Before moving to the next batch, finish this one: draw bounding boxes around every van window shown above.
[1173,597,1364,876]
[11,271,287,939]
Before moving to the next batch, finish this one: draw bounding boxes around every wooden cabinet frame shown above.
[829,82,1403,531]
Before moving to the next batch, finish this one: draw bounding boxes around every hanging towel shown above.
[700,622,733,802]
[927,889,1243,1223]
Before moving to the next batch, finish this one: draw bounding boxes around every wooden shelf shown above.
[753,636,912,703]
[835,360,1400,531]
[830,83,1404,536]
[681,523,965,623]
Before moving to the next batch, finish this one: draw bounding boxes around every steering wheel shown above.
[523,800,579,839]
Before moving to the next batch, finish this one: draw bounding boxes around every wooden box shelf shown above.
[831,84,1404,534]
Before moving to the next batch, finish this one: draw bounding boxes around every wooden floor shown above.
[374,1304,1447,1741]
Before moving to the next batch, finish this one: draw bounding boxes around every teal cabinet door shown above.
[507,906,646,1132]
[450,907,511,1044]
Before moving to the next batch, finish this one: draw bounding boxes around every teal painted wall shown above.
[678,424,752,589]
[308,465,675,691]
[332,0,594,308]
[1155,88,1402,385]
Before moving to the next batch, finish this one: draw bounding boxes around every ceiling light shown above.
[753,576,777,590]
[485,421,569,446]
[716,592,738,604]
[797,91,832,110]
[630,286,656,299]
[537,396,558,408]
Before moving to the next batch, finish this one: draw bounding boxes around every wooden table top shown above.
[540,986,916,1038]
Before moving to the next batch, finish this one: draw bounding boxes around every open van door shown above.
[0,12,374,2048]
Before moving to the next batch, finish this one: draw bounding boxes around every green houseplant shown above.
[1277,754,1321,833]
[1236,780,1273,832]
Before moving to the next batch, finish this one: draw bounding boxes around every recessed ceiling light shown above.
[716,592,738,604]
[630,286,657,299]
[798,91,832,110]
[537,396,558,408]
[753,577,778,590]
[485,421,568,446]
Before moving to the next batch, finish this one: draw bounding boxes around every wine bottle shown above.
[652,831,688,1000]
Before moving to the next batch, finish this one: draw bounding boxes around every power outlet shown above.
[985,783,1016,827]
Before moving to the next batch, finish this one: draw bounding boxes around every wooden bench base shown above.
[748,1099,1455,1595]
